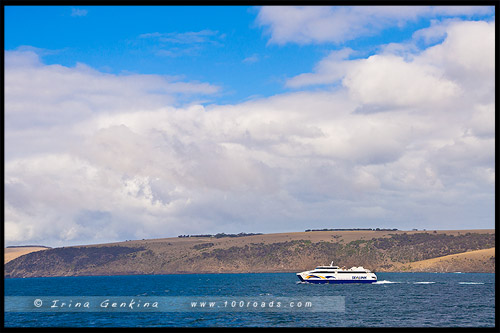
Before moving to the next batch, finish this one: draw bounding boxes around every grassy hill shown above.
[394,247,495,273]
[5,246,50,264]
[4,229,495,278]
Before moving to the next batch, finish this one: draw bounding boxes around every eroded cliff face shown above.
[5,230,495,278]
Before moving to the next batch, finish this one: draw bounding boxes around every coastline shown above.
[5,229,495,278]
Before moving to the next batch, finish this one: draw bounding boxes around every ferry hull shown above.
[297,272,377,284]
[298,277,376,284]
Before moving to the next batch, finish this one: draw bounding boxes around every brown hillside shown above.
[393,247,495,273]
[5,247,50,264]
[4,229,495,278]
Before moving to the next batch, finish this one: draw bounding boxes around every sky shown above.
[4,5,496,247]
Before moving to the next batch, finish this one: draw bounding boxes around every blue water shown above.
[5,272,495,327]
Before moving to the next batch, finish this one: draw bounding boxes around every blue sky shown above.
[4,6,496,246]
[7,6,490,104]
[6,6,314,104]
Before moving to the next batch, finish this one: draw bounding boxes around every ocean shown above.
[4,272,495,327]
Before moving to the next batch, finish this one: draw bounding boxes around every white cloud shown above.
[139,30,225,57]
[287,19,493,114]
[140,30,223,45]
[243,54,260,64]
[71,8,88,17]
[5,49,219,131]
[256,5,494,45]
[467,104,495,138]
[412,19,452,45]
[344,55,460,110]
[416,20,495,103]
[286,48,354,88]
[4,18,495,246]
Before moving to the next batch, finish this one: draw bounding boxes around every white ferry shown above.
[297,262,377,284]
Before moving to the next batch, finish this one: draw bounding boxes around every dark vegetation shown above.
[192,243,215,250]
[6,245,52,248]
[5,246,146,278]
[305,228,398,232]
[178,232,263,238]
[193,232,495,268]
[371,232,495,262]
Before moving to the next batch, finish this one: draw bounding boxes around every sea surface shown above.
[4,272,495,327]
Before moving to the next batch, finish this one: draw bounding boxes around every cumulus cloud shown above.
[287,20,493,113]
[344,55,460,110]
[4,17,495,246]
[286,48,354,88]
[5,49,219,131]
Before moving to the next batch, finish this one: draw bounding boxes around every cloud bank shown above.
[5,16,495,247]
